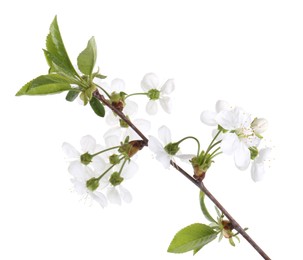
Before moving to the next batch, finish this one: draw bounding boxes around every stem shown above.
[94,83,111,99]
[205,130,222,155]
[92,146,121,157]
[118,158,128,175]
[97,163,116,181]
[125,92,148,99]
[170,161,271,260]
[176,136,200,156]
[93,88,271,259]
[93,89,148,144]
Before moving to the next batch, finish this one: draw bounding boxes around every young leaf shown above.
[65,89,80,102]
[89,96,105,117]
[93,73,107,79]
[77,37,97,76]
[200,191,217,223]
[16,74,71,96]
[45,16,79,79]
[167,223,217,254]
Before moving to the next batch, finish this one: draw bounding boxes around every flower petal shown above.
[216,109,238,130]
[91,191,108,208]
[80,135,96,153]
[119,185,132,203]
[156,152,171,169]
[158,125,172,144]
[104,127,122,140]
[71,178,86,195]
[148,135,164,154]
[215,100,232,113]
[141,73,159,91]
[251,162,265,182]
[257,148,272,163]
[220,133,239,155]
[111,78,125,92]
[122,161,138,179]
[106,112,119,125]
[159,96,172,113]
[68,161,85,180]
[107,187,121,205]
[234,143,250,170]
[146,100,158,115]
[176,153,195,162]
[161,79,175,94]
[200,110,217,126]
[62,142,80,159]
[92,156,106,172]
[104,135,120,147]
[124,100,138,115]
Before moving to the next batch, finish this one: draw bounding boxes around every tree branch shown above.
[93,89,271,259]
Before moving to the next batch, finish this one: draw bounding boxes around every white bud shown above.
[251,118,268,134]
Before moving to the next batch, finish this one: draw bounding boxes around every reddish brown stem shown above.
[93,89,271,259]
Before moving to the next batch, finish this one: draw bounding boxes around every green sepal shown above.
[65,89,80,102]
[16,74,71,96]
[89,96,105,117]
[45,16,79,79]
[199,191,217,223]
[77,36,97,76]
[167,223,217,254]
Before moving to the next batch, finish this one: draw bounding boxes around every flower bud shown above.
[110,92,126,111]
[86,177,99,191]
[251,118,268,134]
[119,140,145,158]
[221,220,233,238]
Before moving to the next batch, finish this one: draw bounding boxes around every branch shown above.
[170,161,271,260]
[94,89,271,259]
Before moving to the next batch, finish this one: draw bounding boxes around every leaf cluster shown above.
[16,16,106,117]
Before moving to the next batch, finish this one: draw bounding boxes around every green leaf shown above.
[167,223,217,254]
[65,89,80,102]
[199,191,217,223]
[16,74,71,96]
[45,16,79,79]
[77,36,97,76]
[89,96,105,117]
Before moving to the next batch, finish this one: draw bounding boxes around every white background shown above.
[1,0,303,259]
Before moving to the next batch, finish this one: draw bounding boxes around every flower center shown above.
[164,142,180,156]
[147,89,160,100]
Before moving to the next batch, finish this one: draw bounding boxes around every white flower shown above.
[141,73,175,115]
[105,161,138,205]
[200,100,233,126]
[62,135,105,172]
[62,135,104,172]
[148,125,192,169]
[216,107,261,170]
[69,161,108,207]
[251,148,272,182]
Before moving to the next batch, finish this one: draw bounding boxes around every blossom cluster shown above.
[62,73,175,207]
[200,100,272,182]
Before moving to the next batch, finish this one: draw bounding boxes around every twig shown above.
[93,89,271,259]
